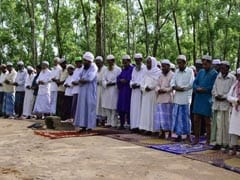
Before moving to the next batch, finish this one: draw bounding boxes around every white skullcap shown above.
[202,55,212,61]
[95,56,103,61]
[170,63,176,69]
[67,64,75,69]
[177,55,186,61]
[161,59,171,65]
[134,53,143,59]
[27,66,34,71]
[221,61,230,66]
[106,54,115,60]
[237,68,240,74]
[122,54,131,60]
[6,62,13,66]
[195,59,202,64]
[42,61,49,66]
[59,58,66,63]
[83,51,94,62]
[53,57,60,62]
[17,61,24,65]
[212,59,221,65]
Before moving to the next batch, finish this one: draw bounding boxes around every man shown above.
[0,64,8,116]
[227,68,240,155]
[21,66,36,119]
[62,64,75,121]
[71,57,83,119]
[56,58,68,117]
[74,52,97,132]
[2,62,17,118]
[117,55,133,129]
[211,61,236,149]
[170,55,194,142]
[102,55,121,128]
[33,61,51,119]
[50,57,62,115]
[155,59,174,139]
[195,59,202,73]
[95,56,107,126]
[192,55,218,145]
[13,61,27,118]
[130,53,146,131]
[139,57,161,134]
[212,59,221,73]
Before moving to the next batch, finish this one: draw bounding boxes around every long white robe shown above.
[227,81,240,136]
[130,64,146,129]
[22,73,36,116]
[96,65,107,116]
[102,65,121,110]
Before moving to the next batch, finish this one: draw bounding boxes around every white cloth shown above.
[64,75,74,96]
[71,67,83,94]
[50,65,62,91]
[0,71,9,92]
[22,73,35,116]
[130,64,146,129]
[36,69,51,95]
[15,69,27,92]
[96,65,107,116]
[33,94,51,114]
[227,82,240,136]
[170,67,195,105]
[102,65,121,110]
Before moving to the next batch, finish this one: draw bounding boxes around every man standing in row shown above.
[0,64,8,117]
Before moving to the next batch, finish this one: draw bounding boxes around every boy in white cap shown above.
[73,52,98,132]
[2,62,17,118]
[211,61,236,150]
[102,55,121,128]
[0,64,8,116]
[13,61,27,118]
[212,59,221,73]
[227,68,240,155]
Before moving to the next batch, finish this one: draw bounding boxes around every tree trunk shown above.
[223,3,232,60]
[102,0,106,59]
[95,0,103,56]
[173,9,181,54]
[191,14,196,64]
[80,0,90,50]
[126,0,130,54]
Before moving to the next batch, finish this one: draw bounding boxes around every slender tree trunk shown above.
[191,14,196,64]
[173,9,181,54]
[126,0,130,54]
[137,0,149,56]
[103,0,106,59]
[80,0,90,50]
[223,3,232,60]
[95,0,103,56]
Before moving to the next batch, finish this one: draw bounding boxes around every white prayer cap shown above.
[6,62,13,66]
[202,55,212,61]
[161,59,171,65]
[122,54,131,60]
[170,63,176,69]
[195,59,202,64]
[106,54,115,60]
[212,59,221,65]
[237,68,240,74]
[83,51,94,62]
[67,64,75,69]
[221,61,230,66]
[59,58,66,63]
[17,61,24,65]
[95,56,103,61]
[42,61,49,66]
[53,57,60,62]
[134,53,143,59]
[27,66,34,71]
[177,55,186,61]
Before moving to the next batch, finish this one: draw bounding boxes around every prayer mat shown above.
[139,138,172,145]
[149,143,212,154]
[94,127,129,135]
[34,130,98,139]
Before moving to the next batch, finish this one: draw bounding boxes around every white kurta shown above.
[22,73,36,116]
[139,75,158,132]
[130,64,146,129]
[227,82,240,136]
[50,65,62,91]
[102,65,121,110]
[96,65,107,116]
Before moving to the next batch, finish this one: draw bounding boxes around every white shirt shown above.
[50,65,62,91]
[15,68,27,92]
[64,74,74,96]
[25,73,36,89]
[36,69,51,95]
[170,67,195,105]
[130,64,146,87]
[0,71,8,92]
[71,67,83,94]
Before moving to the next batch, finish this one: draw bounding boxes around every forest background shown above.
[0,0,240,69]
